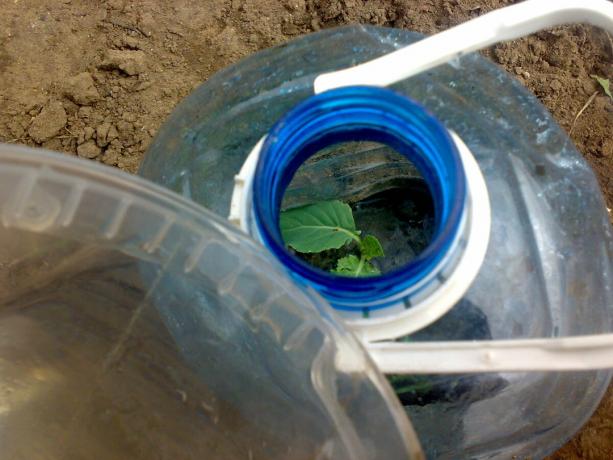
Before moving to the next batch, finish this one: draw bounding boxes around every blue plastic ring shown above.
[253,86,466,311]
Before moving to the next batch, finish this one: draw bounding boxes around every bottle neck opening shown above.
[252,86,467,312]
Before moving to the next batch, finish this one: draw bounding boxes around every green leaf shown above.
[361,261,381,276]
[591,74,612,100]
[388,375,434,396]
[332,255,381,277]
[360,235,384,260]
[333,255,360,274]
[280,200,360,253]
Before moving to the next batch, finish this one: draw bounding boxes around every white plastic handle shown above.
[313,0,613,373]
[370,334,613,374]
[314,0,613,93]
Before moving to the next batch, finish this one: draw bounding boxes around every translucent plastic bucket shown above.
[0,143,422,460]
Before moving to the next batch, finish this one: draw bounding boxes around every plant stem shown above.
[339,228,362,245]
[353,256,366,277]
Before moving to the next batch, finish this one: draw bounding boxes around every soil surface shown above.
[0,0,611,458]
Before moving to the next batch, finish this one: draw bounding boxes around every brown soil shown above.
[0,0,611,458]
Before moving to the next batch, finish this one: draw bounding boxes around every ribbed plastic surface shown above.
[0,144,421,460]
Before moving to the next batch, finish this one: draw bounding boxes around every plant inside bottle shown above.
[278,142,435,277]
[280,200,384,277]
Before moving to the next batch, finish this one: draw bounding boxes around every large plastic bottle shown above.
[140,24,612,460]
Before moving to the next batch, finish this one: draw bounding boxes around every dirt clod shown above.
[77,126,96,145]
[96,122,118,147]
[28,101,67,144]
[99,49,147,76]
[78,106,93,120]
[77,139,102,159]
[601,138,613,158]
[116,36,141,50]
[64,72,101,105]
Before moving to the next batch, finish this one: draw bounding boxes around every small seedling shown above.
[280,200,384,277]
[591,74,612,100]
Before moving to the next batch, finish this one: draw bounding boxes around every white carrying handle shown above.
[314,0,613,93]
[370,334,613,374]
[316,0,613,373]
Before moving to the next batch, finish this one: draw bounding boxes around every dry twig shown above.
[570,91,598,135]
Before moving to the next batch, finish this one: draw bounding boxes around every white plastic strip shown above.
[314,0,613,93]
[229,137,264,230]
[370,333,613,374]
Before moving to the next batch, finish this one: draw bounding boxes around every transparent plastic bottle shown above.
[140,25,613,459]
[0,143,421,460]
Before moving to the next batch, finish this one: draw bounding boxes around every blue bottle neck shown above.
[252,86,468,314]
